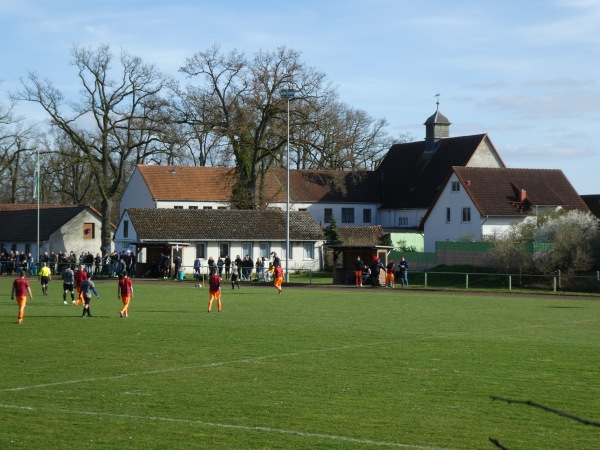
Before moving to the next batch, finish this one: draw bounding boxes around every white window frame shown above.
[241,242,253,259]
[303,242,314,260]
[259,242,270,258]
[451,181,460,192]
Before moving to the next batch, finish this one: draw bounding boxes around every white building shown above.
[422,167,590,252]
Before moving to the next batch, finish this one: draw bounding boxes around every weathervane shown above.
[435,92,441,111]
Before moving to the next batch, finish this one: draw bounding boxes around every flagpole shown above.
[36,148,40,269]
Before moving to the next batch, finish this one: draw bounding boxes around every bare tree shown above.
[14,44,172,252]
[0,97,41,203]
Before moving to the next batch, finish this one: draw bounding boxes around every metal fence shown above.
[408,270,600,294]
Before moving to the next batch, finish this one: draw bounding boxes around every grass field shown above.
[1,277,599,449]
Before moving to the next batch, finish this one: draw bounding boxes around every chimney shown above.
[520,189,527,202]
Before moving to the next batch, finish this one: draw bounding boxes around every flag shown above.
[33,154,40,201]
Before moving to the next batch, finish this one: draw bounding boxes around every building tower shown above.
[424,95,451,153]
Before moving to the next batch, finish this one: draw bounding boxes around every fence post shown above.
[424,272,427,288]
[309,269,312,285]
[553,276,557,293]
[558,269,561,289]
[508,275,512,291]
[466,273,469,290]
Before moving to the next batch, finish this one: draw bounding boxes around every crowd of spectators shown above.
[0,248,136,278]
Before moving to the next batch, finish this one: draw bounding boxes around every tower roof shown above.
[424,109,451,126]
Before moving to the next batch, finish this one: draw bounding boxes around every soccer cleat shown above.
[63,301,67,305]
[124,313,128,318]
[119,311,123,318]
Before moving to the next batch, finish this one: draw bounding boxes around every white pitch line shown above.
[0,403,454,450]
[0,341,393,392]
[3,318,594,393]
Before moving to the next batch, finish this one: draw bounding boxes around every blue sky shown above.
[1,0,599,194]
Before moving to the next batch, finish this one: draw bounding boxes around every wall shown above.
[119,168,155,216]
[423,174,482,252]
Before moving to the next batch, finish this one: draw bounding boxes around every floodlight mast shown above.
[280,88,295,282]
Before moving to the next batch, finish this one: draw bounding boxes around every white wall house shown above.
[0,205,110,261]
[114,208,325,275]
[422,167,590,252]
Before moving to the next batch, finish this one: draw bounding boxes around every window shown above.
[462,207,471,223]
[174,206,183,209]
[123,220,129,238]
[83,223,95,239]
[342,208,354,224]
[324,208,333,223]
[281,241,292,260]
[451,181,460,192]
[189,206,198,210]
[203,206,212,210]
[303,242,314,259]
[299,208,307,212]
[241,242,253,259]
[219,242,229,258]
[259,242,270,258]
[363,209,371,224]
[398,217,408,227]
[196,243,206,259]
[217,206,227,210]
[446,208,451,223]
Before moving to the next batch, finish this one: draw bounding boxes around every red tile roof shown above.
[453,167,590,216]
[137,165,381,204]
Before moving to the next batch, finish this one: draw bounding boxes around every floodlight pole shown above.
[280,88,295,282]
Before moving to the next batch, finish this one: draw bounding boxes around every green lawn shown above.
[1,278,599,449]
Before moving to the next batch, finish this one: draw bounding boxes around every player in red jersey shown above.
[11,270,33,324]
[117,272,134,318]
[73,266,88,306]
[207,271,222,313]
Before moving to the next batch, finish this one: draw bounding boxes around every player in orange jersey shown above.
[273,264,284,295]
[207,271,222,312]
[11,270,33,324]
[117,272,134,318]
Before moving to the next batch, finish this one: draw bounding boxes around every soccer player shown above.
[62,265,75,305]
[385,260,395,288]
[79,274,99,317]
[118,272,134,318]
[354,256,364,287]
[207,271,222,313]
[38,262,52,295]
[230,262,240,289]
[73,266,88,306]
[273,264,284,295]
[11,270,33,324]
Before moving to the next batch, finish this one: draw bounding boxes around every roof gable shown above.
[0,205,101,241]
[377,134,502,209]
